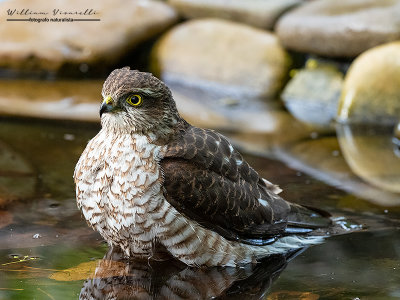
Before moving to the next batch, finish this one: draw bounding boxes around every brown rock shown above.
[0,0,177,72]
[337,42,400,124]
[152,19,291,101]
[168,0,302,29]
[276,0,400,57]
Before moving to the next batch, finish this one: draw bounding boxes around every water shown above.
[0,118,399,300]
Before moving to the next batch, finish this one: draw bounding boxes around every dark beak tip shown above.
[99,102,108,117]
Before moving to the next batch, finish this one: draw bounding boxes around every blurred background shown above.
[0,0,399,299]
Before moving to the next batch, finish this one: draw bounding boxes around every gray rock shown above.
[0,79,102,121]
[168,0,302,29]
[0,0,177,72]
[152,19,291,102]
[282,58,343,129]
[276,0,400,57]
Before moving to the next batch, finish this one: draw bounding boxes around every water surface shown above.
[0,118,399,300]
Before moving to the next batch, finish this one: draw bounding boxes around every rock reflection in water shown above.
[393,122,400,158]
[79,248,296,300]
[336,123,400,196]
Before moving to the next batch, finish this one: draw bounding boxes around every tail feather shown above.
[286,203,332,231]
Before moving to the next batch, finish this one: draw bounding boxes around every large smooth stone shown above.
[0,79,102,121]
[282,58,343,129]
[0,0,177,72]
[337,42,400,124]
[276,0,400,57]
[168,0,301,29]
[0,140,36,207]
[152,19,291,101]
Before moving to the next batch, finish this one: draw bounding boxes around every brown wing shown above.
[161,125,330,245]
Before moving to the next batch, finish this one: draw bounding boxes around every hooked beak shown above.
[100,95,113,117]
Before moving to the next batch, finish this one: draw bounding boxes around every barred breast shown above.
[74,129,164,256]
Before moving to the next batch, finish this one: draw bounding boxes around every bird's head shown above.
[100,67,181,136]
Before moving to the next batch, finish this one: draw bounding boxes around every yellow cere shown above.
[127,94,143,106]
[104,95,113,105]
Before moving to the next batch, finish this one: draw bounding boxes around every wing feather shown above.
[161,125,329,245]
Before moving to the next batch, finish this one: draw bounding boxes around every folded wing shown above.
[161,125,330,246]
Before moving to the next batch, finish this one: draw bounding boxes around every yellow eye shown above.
[126,94,143,106]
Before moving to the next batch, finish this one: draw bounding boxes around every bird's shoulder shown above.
[162,124,264,186]
[160,124,294,244]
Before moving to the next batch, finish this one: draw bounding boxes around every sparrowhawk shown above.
[74,67,330,267]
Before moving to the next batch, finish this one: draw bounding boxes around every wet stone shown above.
[282,58,344,130]
[168,0,302,29]
[0,78,283,133]
[152,18,291,101]
[0,79,102,121]
[173,85,297,134]
[337,42,400,124]
[276,0,400,57]
[0,0,178,72]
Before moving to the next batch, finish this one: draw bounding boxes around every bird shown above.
[74,67,331,267]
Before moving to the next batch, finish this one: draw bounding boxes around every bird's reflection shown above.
[79,247,302,300]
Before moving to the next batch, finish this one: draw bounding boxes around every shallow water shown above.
[0,118,399,300]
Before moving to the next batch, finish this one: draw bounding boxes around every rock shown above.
[276,0,400,57]
[336,123,400,194]
[171,89,230,130]
[0,78,282,133]
[337,42,400,124]
[0,79,102,121]
[168,0,302,29]
[282,58,344,129]
[0,140,36,207]
[152,19,291,101]
[0,77,287,133]
[173,86,301,134]
[0,0,177,72]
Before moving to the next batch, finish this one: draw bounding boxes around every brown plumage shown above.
[74,67,331,267]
